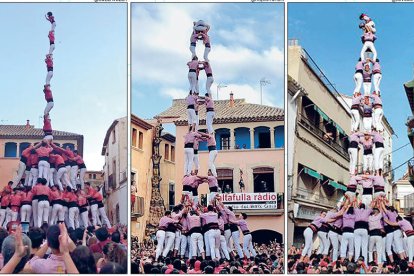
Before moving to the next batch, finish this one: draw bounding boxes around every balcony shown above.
[294,186,342,209]
[131,195,144,219]
[297,113,349,160]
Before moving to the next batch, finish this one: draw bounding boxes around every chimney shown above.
[25,120,30,129]
[229,92,234,108]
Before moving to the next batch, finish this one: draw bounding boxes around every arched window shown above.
[234,127,250,149]
[62,143,75,151]
[254,126,271,149]
[198,129,208,151]
[217,168,234,193]
[253,167,274,192]
[274,126,284,148]
[215,128,230,150]
[4,142,17,158]
[19,142,31,156]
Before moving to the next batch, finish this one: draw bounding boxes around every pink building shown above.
[157,94,285,243]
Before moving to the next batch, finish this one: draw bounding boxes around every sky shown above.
[0,3,127,170]
[131,3,284,134]
[288,3,414,180]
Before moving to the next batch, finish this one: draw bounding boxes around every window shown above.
[62,143,75,151]
[132,128,137,147]
[110,159,117,189]
[169,182,175,210]
[112,129,116,144]
[274,126,284,148]
[19,142,31,157]
[93,174,96,179]
[234,127,250,149]
[217,169,233,193]
[89,174,92,178]
[253,167,274,193]
[164,144,170,160]
[254,127,271,149]
[115,204,120,224]
[4,142,17,158]
[215,129,231,150]
[171,146,175,162]
[138,131,143,149]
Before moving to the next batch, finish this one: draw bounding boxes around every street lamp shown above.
[260,78,271,105]
[216,83,227,100]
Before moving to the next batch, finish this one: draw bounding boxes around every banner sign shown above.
[219,193,278,210]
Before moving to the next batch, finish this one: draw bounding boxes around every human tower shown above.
[299,13,414,266]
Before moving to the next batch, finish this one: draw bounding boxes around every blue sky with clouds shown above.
[288,3,414,180]
[131,3,284,134]
[0,3,127,170]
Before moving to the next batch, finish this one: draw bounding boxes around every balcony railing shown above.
[131,195,144,217]
[297,113,349,160]
[294,186,342,208]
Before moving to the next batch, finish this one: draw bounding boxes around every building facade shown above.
[131,115,176,240]
[157,94,285,243]
[392,172,414,216]
[287,41,352,247]
[101,117,128,226]
[0,121,83,187]
[84,170,104,188]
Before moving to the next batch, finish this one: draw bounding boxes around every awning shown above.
[328,180,347,191]
[303,167,322,180]
[313,106,330,122]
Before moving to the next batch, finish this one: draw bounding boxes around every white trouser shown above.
[206,76,214,95]
[70,165,78,187]
[23,170,30,186]
[188,72,197,93]
[207,192,218,205]
[49,44,55,55]
[91,204,99,226]
[46,71,53,85]
[243,233,257,258]
[179,234,188,257]
[30,168,39,187]
[220,235,230,260]
[38,160,50,179]
[373,73,382,93]
[190,232,204,258]
[360,41,377,62]
[187,109,196,126]
[44,102,54,116]
[51,204,64,224]
[163,232,175,257]
[362,117,372,132]
[328,231,341,261]
[193,153,199,172]
[393,229,405,254]
[207,229,221,260]
[373,108,383,132]
[302,227,314,257]
[69,207,80,229]
[354,228,368,264]
[32,200,38,227]
[204,232,210,257]
[373,147,384,172]
[363,154,373,173]
[369,235,383,264]
[209,150,218,177]
[51,22,56,31]
[318,231,329,255]
[189,45,196,59]
[20,204,32,223]
[340,232,354,259]
[48,168,55,187]
[224,229,232,253]
[156,230,165,260]
[80,209,90,228]
[79,168,86,188]
[348,148,358,174]
[231,230,244,258]
[204,46,211,62]
[187,235,193,258]
[0,209,6,228]
[10,210,18,221]
[362,82,371,96]
[63,206,70,226]
[361,194,372,206]
[184,148,194,175]
[406,235,414,262]
[206,111,215,134]
[14,161,26,186]
[99,206,111,228]
[56,167,69,190]
[37,200,50,227]
[373,191,386,199]
[174,231,181,251]
[4,208,12,226]
[353,73,363,95]
[195,113,199,131]
[350,109,361,132]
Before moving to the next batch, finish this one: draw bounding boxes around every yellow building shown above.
[156,94,285,243]
[84,170,104,188]
[0,121,83,187]
[131,115,176,240]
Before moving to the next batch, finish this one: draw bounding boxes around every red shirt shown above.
[44,86,53,101]
[89,240,110,254]
[93,191,103,202]
[28,153,39,166]
[43,117,52,132]
[0,195,10,207]
[85,187,95,199]
[77,193,87,206]
[48,31,55,43]
[49,189,62,201]
[36,146,52,158]
[21,191,33,203]
[45,56,53,67]
[21,146,33,159]
[33,185,50,197]
[49,154,64,166]
[10,194,22,211]
[74,155,84,165]
[66,192,77,203]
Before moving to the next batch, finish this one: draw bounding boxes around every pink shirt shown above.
[187,60,199,70]
[342,213,356,229]
[238,219,249,232]
[352,96,363,106]
[204,63,213,75]
[218,217,225,231]
[371,94,382,106]
[385,210,398,223]
[359,177,373,188]
[372,61,381,74]
[372,131,384,143]
[363,70,371,82]
[349,133,362,143]
[184,132,202,144]
[224,208,238,224]
[220,210,229,224]
[45,57,53,67]
[29,254,66,273]
[368,213,383,230]
[187,214,201,229]
[194,138,200,150]
[207,176,218,188]
[355,61,364,71]
[48,31,55,43]
[186,94,196,106]
[398,219,413,232]
[205,96,214,109]
[207,135,216,147]
[311,216,326,228]
[360,138,373,151]
[200,212,218,225]
[355,208,371,222]
[349,175,362,186]
[181,217,189,232]
[368,175,384,187]
[362,32,376,43]
[159,216,176,228]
